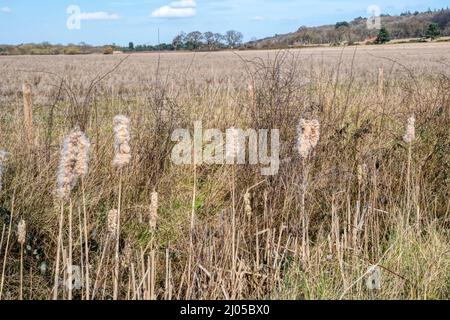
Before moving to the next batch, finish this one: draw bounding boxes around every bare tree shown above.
[203,31,215,50]
[213,33,225,49]
[225,30,243,48]
[172,31,186,50]
[186,31,204,50]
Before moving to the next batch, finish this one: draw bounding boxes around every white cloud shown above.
[151,6,195,18]
[0,7,11,13]
[151,0,196,18]
[252,16,264,21]
[78,11,120,20]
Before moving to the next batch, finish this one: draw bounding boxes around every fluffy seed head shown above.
[226,127,240,160]
[75,131,91,178]
[56,126,90,200]
[107,209,118,237]
[65,265,82,290]
[149,191,158,230]
[403,116,415,143]
[0,150,8,192]
[244,191,252,216]
[39,262,48,275]
[17,219,26,245]
[56,129,80,199]
[23,82,34,145]
[248,82,255,102]
[113,115,131,168]
[366,265,381,290]
[121,242,132,268]
[357,164,367,184]
[297,119,320,158]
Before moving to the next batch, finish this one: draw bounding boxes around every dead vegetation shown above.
[0,44,449,300]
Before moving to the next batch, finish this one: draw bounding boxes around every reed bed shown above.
[0,44,449,300]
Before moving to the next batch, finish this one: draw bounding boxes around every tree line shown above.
[125,30,244,52]
[375,22,443,44]
[250,8,450,48]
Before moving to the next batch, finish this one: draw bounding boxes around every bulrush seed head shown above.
[226,127,240,161]
[56,126,90,200]
[149,191,158,230]
[75,132,91,178]
[244,191,252,216]
[403,116,416,144]
[248,82,255,102]
[121,242,132,268]
[357,164,368,184]
[17,219,26,246]
[56,129,80,199]
[297,119,320,159]
[366,265,381,290]
[113,115,131,169]
[107,209,118,237]
[0,150,8,192]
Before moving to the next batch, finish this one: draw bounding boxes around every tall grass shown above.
[0,48,448,300]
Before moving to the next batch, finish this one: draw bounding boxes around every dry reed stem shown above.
[377,67,384,100]
[113,171,123,300]
[22,82,34,146]
[17,219,26,300]
[149,190,158,300]
[0,150,8,192]
[149,191,158,230]
[81,180,90,299]
[0,192,14,299]
[404,116,415,224]
[0,225,6,265]
[231,165,237,288]
[67,199,73,300]
[53,202,64,300]
[76,206,85,299]
[91,236,110,299]
[187,161,197,299]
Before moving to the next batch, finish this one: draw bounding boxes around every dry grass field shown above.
[0,42,449,300]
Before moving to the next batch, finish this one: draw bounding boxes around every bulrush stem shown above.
[149,190,158,300]
[164,246,171,300]
[113,170,123,300]
[22,82,34,147]
[186,161,196,299]
[92,236,110,299]
[0,225,5,258]
[295,118,320,265]
[403,115,415,226]
[68,199,73,300]
[0,193,14,299]
[81,179,90,300]
[300,158,310,264]
[377,67,384,101]
[53,202,64,300]
[231,165,236,285]
[406,142,412,224]
[20,244,24,300]
[77,206,85,300]
[150,249,156,300]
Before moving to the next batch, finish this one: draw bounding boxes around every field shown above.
[0,42,449,300]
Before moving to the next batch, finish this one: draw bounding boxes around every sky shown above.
[0,0,448,46]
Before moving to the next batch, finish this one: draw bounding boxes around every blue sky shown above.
[0,0,448,45]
